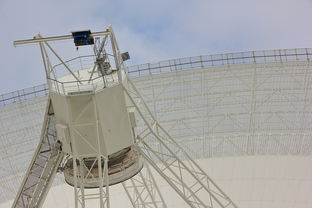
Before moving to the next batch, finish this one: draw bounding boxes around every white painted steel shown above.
[1,156,311,208]
[10,98,64,208]
[36,25,232,207]
[50,84,133,156]
[27,26,143,208]
[13,31,110,46]
[124,77,238,208]
[122,163,167,208]
[0,48,311,207]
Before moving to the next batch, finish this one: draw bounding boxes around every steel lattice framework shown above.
[0,48,312,204]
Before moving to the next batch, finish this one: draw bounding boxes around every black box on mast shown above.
[72,30,94,46]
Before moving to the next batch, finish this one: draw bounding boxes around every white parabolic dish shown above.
[0,48,311,208]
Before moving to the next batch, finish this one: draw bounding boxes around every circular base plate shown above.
[63,147,144,188]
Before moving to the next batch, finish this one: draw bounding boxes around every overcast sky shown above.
[0,0,311,93]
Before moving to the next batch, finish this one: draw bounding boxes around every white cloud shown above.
[0,0,311,93]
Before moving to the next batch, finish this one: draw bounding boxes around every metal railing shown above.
[48,72,119,95]
[1,48,311,107]
[51,55,96,79]
[0,84,48,107]
[127,48,312,76]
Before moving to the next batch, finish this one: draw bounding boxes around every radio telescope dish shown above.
[0,26,311,208]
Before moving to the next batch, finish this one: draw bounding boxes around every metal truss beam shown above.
[11,98,64,208]
[71,155,110,208]
[123,77,238,208]
[122,163,167,208]
[13,31,109,46]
